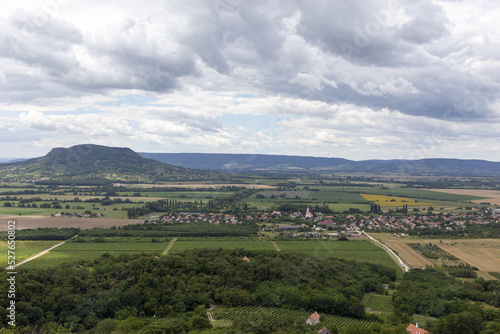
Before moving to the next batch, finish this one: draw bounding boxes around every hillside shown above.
[140,152,500,176]
[0,144,217,182]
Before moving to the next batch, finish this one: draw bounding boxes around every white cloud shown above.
[0,0,499,160]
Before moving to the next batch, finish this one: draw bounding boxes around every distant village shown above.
[131,206,500,237]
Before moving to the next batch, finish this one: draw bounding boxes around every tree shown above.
[92,318,119,334]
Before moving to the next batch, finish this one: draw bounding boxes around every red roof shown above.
[308,311,320,323]
[406,324,429,334]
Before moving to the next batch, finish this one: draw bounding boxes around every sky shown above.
[1,0,499,161]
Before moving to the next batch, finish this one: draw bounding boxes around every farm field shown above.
[122,191,235,199]
[328,203,371,212]
[251,190,311,198]
[362,294,394,313]
[439,245,500,272]
[0,240,61,267]
[374,233,500,276]
[384,242,432,267]
[274,240,402,276]
[17,238,403,278]
[129,183,275,189]
[21,241,169,269]
[428,188,500,205]
[214,306,375,331]
[308,190,367,203]
[360,194,434,208]
[0,216,141,230]
[169,240,275,252]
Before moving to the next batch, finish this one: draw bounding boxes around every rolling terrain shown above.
[140,152,500,176]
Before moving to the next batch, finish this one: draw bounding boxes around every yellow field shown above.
[361,194,433,207]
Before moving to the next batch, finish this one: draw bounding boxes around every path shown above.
[271,241,280,251]
[362,231,410,272]
[162,237,177,256]
[207,311,214,322]
[11,235,76,269]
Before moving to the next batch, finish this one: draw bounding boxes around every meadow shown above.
[20,241,169,269]
[0,240,61,268]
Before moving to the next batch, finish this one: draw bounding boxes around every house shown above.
[406,324,429,334]
[306,311,320,326]
[317,327,332,334]
[242,256,250,263]
[318,220,336,227]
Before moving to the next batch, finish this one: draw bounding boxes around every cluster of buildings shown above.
[143,207,499,236]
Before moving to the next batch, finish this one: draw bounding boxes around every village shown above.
[136,206,500,238]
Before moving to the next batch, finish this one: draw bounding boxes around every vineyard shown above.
[408,243,459,261]
[214,306,374,331]
[362,294,394,313]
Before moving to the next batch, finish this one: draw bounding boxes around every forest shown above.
[0,249,396,333]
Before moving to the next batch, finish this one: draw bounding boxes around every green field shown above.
[18,239,403,278]
[307,190,367,203]
[169,240,275,252]
[136,191,235,198]
[0,240,62,267]
[275,240,402,276]
[327,203,371,211]
[214,306,374,331]
[252,190,311,199]
[313,186,486,202]
[21,241,169,269]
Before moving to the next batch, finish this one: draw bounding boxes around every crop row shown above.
[215,306,374,330]
[362,294,394,313]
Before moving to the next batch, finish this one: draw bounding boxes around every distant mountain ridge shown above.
[0,144,217,182]
[139,152,500,176]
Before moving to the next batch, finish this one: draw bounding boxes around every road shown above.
[10,235,77,269]
[362,231,410,272]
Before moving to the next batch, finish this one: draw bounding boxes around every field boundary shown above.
[10,236,76,269]
[271,241,280,251]
[162,237,178,256]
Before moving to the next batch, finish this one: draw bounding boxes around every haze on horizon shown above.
[1,0,499,161]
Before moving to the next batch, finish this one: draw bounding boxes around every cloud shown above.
[0,0,500,160]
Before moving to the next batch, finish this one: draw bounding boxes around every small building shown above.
[306,311,320,326]
[318,327,332,334]
[318,220,336,227]
[242,256,250,263]
[406,324,429,334]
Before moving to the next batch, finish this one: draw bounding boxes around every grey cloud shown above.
[398,1,450,44]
